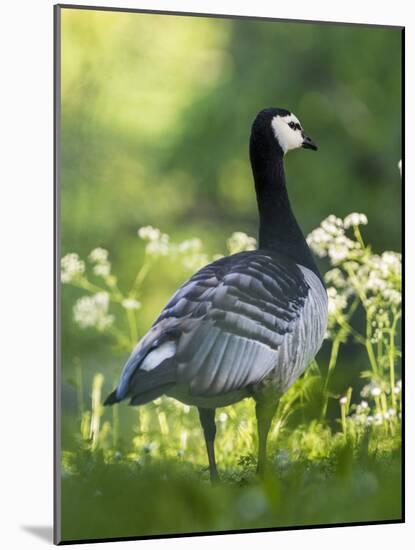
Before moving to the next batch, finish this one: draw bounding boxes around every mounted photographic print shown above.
[54,4,404,544]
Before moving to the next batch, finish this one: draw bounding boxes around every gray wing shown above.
[107,251,327,404]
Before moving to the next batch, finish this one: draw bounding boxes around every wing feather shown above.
[109,250,327,404]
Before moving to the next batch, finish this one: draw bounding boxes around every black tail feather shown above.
[129,383,174,406]
[104,389,120,406]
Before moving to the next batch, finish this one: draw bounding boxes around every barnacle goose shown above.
[105,108,328,481]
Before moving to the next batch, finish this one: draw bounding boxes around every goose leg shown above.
[198,407,219,483]
[255,399,278,477]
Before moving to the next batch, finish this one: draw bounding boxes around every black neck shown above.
[250,140,321,279]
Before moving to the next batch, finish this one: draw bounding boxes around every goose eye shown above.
[288,121,296,129]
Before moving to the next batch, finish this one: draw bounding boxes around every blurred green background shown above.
[61,7,401,420]
[59,7,402,542]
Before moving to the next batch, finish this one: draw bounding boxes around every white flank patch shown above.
[271,113,303,153]
[141,341,176,371]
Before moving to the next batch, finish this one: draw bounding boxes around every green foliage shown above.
[60,216,401,540]
[61,450,401,542]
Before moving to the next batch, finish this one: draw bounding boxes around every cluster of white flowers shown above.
[360,381,389,399]
[324,268,348,289]
[138,226,170,257]
[307,214,361,264]
[136,227,256,271]
[343,213,368,229]
[363,252,401,309]
[88,247,112,279]
[347,395,398,427]
[227,232,257,255]
[175,238,210,272]
[121,298,141,310]
[89,247,108,263]
[352,408,397,427]
[61,253,85,283]
[307,212,402,339]
[218,412,228,423]
[73,292,114,331]
[327,286,348,318]
[181,252,210,272]
[177,238,203,254]
[356,400,369,414]
[137,226,162,241]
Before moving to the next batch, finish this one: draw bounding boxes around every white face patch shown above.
[271,113,304,154]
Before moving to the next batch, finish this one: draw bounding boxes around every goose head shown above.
[251,108,318,156]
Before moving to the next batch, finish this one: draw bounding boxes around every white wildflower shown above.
[374,413,383,425]
[93,262,111,278]
[182,253,209,272]
[88,247,112,278]
[321,216,343,236]
[218,412,228,422]
[327,287,347,317]
[352,413,367,425]
[329,235,360,265]
[356,401,369,414]
[227,232,257,254]
[177,238,203,253]
[306,227,332,257]
[89,247,109,263]
[327,215,344,227]
[380,251,401,278]
[139,229,170,257]
[121,298,141,310]
[383,288,401,305]
[73,292,113,331]
[366,272,387,293]
[361,382,384,399]
[343,213,368,229]
[307,213,366,264]
[61,253,85,283]
[146,240,169,256]
[138,226,161,241]
[137,225,171,256]
[368,252,401,280]
[339,396,348,405]
[324,268,347,289]
[328,244,349,264]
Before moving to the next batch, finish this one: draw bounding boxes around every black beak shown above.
[302,134,318,151]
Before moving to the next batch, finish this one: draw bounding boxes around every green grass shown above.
[60,371,402,541]
[60,422,402,541]
[60,216,402,542]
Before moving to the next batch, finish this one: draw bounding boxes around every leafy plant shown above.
[61,210,401,457]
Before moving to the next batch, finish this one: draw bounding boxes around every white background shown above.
[0,0,411,548]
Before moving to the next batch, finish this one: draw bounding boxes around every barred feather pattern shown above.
[112,251,327,406]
